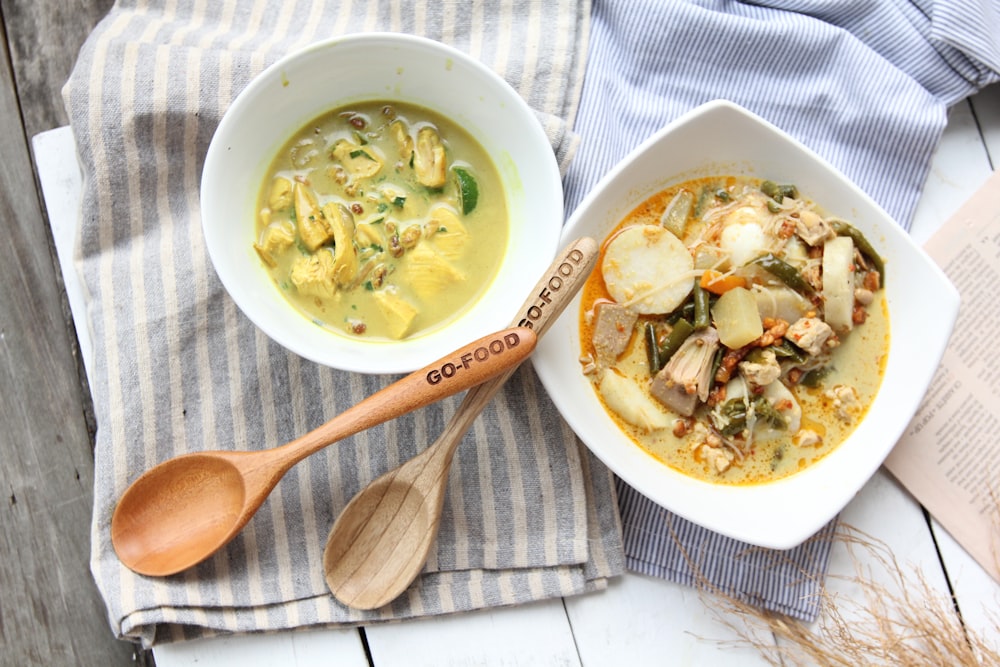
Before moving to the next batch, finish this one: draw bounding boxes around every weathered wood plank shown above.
[1,0,115,137]
[0,0,149,663]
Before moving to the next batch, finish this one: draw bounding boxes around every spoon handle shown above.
[435,237,599,462]
[271,326,537,469]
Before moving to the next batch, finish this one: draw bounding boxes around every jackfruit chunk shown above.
[427,205,468,260]
[405,243,465,302]
[268,176,294,210]
[372,288,418,339]
[321,202,359,287]
[289,249,338,299]
[390,119,413,160]
[331,139,383,179]
[253,221,295,268]
[414,126,447,188]
[294,182,334,252]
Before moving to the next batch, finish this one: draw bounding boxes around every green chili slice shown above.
[761,180,798,203]
[800,366,834,388]
[771,339,808,364]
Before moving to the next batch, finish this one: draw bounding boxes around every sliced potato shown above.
[602,224,694,314]
[822,235,855,332]
[712,286,763,348]
[598,369,670,432]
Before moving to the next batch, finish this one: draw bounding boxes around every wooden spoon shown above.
[323,237,599,609]
[111,326,537,577]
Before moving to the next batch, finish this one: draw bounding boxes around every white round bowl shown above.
[201,33,563,374]
[533,100,959,549]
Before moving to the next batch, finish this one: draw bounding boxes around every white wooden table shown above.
[35,82,999,666]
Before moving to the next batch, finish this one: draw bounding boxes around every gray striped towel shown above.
[64,0,999,649]
[65,0,619,647]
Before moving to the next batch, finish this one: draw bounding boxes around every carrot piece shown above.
[699,270,747,295]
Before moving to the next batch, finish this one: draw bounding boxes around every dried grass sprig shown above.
[681,522,1000,666]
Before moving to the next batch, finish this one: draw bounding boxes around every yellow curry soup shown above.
[579,176,889,485]
[253,101,508,341]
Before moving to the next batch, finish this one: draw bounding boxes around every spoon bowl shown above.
[323,238,598,609]
[111,326,536,577]
[112,453,248,575]
[324,465,440,609]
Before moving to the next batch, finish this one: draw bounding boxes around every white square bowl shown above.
[532,100,959,549]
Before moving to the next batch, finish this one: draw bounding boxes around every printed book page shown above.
[885,169,1000,583]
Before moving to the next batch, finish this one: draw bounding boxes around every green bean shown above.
[645,322,662,374]
[710,347,724,384]
[692,280,711,330]
[753,253,814,294]
[659,318,694,364]
[830,220,885,286]
[666,300,695,325]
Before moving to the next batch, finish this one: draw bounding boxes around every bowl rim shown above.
[533,99,959,548]
[200,32,564,374]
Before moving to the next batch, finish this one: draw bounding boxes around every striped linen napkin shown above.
[564,0,999,621]
[65,0,622,647]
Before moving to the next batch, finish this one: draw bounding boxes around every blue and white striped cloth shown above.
[569,0,999,619]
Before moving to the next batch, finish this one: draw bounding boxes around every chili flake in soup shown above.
[253,101,508,340]
[579,176,889,485]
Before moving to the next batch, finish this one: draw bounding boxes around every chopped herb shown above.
[376,203,388,213]
[363,280,374,291]
[368,243,383,252]
[349,149,375,161]
[391,195,406,208]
